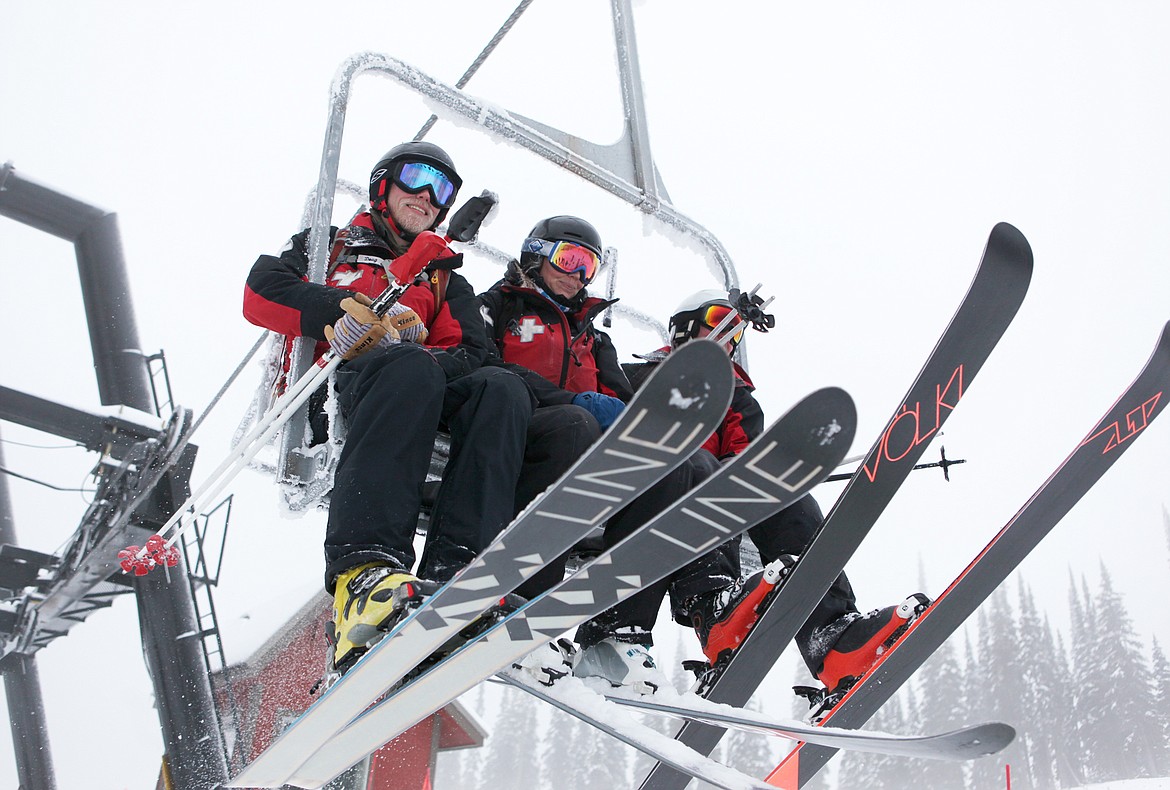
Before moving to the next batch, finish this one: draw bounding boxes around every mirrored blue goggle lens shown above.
[548,241,601,283]
[395,161,457,207]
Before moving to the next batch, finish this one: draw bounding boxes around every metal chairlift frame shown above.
[278,0,742,486]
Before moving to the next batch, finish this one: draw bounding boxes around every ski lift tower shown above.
[0,163,228,789]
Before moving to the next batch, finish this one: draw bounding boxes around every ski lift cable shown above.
[0,464,95,494]
[187,332,272,441]
[414,0,535,141]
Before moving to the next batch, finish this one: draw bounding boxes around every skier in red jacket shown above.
[626,289,930,701]
[244,141,532,675]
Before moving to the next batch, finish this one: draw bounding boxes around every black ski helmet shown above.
[369,141,463,229]
[669,289,737,348]
[519,215,604,274]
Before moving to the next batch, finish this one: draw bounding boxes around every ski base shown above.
[498,668,773,790]
[227,340,735,788]
[280,387,856,788]
[606,689,1014,762]
[640,221,1035,790]
[767,320,1170,788]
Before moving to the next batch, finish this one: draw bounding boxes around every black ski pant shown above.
[324,344,531,591]
[512,404,602,601]
[672,449,859,674]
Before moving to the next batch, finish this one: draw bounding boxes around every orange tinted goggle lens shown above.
[702,304,744,344]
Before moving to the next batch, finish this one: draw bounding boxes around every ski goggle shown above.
[523,237,601,284]
[682,302,745,347]
[392,161,458,208]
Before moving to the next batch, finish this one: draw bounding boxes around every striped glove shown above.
[325,294,401,360]
[384,302,429,344]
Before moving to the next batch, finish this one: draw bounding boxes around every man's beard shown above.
[394,211,434,236]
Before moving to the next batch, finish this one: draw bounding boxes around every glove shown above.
[446,190,499,243]
[572,391,625,430]
[384,302,428,344]
[324,293,400,360]
[387,230,452,284]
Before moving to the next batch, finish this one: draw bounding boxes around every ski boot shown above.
[512,639,575,687]
[686,555,797,665]
[571,633,671,695]
[327,563,439,677]
[798,593,931,721]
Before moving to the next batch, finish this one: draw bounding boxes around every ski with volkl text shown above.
[640,221,1034,790]
[767,320,1170,788]
[226,339,734,788]
[281,387,857,789]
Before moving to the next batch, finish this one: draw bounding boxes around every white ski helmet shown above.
[669,289,740,348]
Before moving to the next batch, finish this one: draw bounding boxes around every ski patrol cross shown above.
[516,318,545,343]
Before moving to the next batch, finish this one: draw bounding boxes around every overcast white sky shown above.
[2,2,1169,788]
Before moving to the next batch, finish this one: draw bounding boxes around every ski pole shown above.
[116,279,417,575]
[119,192,498,575]
[708,284,774,347]
[825,446,966,483]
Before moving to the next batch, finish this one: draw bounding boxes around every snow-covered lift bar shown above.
[278,0,742,485]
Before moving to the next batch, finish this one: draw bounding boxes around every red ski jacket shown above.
[624,347,764,459]
[243,211,490,386]
[478,269,633,407]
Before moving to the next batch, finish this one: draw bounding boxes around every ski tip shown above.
[660,337,735,405]
[676,335,736,365]
[956,721,1017,757]
[795,386,858,452]
[805,386,856,418]
[988,222,1034,268]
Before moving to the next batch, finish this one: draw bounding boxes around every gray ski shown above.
[227,339,734,788]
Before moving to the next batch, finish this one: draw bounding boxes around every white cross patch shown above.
[517,317,545,343]
[330,270,363,287]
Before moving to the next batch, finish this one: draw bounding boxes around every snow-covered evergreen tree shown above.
[717,696,779,782]
[835,692,919,789]
[480,685,544,788]
[575,721,633,789]
[1051,629,1086,788]
[1151,636,1170,775]
[967,589,1018,789]
[912,635,966,788]
[1016,579,1062,789]
[538,688,588,788]
[1083,563,1162,780]
[1070,572,1104,783]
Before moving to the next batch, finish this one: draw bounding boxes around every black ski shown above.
[768,320,1170,788]
[640,222,1034,790]
[228,339,734,788]
[281,387,857,789]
